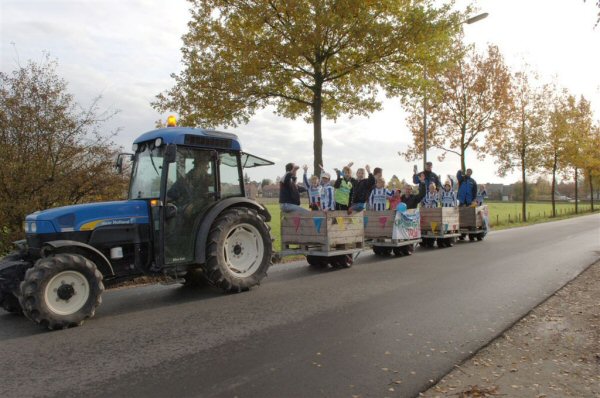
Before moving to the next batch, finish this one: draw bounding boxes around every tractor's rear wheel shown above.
[204,207,272,293]
[19,253,104,330]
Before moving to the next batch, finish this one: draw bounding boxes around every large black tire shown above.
[19,254,104,330]
[0,252,28,314]
[468,234,476,241]
[203,207,272,293]
[392,247,403,256]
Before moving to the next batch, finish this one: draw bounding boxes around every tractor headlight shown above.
[154,138,163,147]
[30,222,37,233]
[132,143,139,152]
[23,222,27,232]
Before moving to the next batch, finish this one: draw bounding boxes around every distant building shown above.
[484,183,513,201]
[262,184,279,198]
[245,182,259,199]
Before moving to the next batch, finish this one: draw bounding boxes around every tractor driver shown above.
[167,152,214,217]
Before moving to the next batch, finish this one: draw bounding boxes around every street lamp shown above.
[422,12,489,171]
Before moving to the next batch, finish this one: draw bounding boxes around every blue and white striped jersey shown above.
[440,187,457,207]
[421,191,439,208]
[303,173,323,210]
[321,184,336,210]
[369,187,393,211]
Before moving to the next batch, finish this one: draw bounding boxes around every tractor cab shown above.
[127,121,273,270]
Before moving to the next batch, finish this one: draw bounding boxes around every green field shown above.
[263,201,597,251]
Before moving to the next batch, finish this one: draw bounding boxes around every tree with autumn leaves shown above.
[487,69,548,222]
[0,56,127,253]
[400,42,512,172]
[154,0,464,174]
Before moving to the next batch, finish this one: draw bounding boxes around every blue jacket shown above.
[456,170,477,205]
[413,170,440,191]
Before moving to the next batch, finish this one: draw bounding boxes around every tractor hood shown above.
[24,200,150,234]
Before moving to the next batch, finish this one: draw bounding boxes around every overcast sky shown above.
[1,0,599,185]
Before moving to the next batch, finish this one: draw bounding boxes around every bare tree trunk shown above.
[521,143,527,222]
[312,80,323,176]
[589,170,595,211]
[551,153,557,217]
[574,167,578,214]
[521,172,527,222]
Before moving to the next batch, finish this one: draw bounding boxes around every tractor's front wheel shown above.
[19,253,104,330]
[204,207,272,292]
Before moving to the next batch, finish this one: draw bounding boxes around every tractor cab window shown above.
[166,148,216,204]
[129,143,164,199]
[219,152,242,198]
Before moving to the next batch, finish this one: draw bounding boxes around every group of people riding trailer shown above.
[278,160,489,265]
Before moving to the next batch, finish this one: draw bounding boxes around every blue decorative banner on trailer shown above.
[313,217,323,233]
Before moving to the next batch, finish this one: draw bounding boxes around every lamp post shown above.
[422,12,489,171]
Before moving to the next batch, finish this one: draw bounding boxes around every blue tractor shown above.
[0,119,274,329]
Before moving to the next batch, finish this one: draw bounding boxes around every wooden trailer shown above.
[458,205,489,241]
[280,211,364,268]
[364,209,421,256]
[419,207,461,248]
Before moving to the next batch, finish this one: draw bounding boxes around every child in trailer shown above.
[421,181,440,208]
[333,162,356,211]
[368,177,393,211]
[348,165,383,214]
[401,173,426,209]
[476,185,488,206]
[348,165,378,214]
[439,177,457,207]
[388,188,403,211]
[320,172,336,211]
[302,165,323,210]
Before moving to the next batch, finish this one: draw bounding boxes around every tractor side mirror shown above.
[115,156,123,174]
[115,153,134,174]
[165,144,177,163]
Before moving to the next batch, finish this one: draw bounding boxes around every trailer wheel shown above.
[468,234,476,241]
[204,207,272,293]
[332,254,353,269]
[372,246,384,256]
[402,244,415,256]
[19,253,104,330]
[373,246,392,256]
[476,233,485,241]
[306,255,328,268]
[421,238,434,248]
[392,247,403,256]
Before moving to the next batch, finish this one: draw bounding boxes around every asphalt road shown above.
[1,214,599,398]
